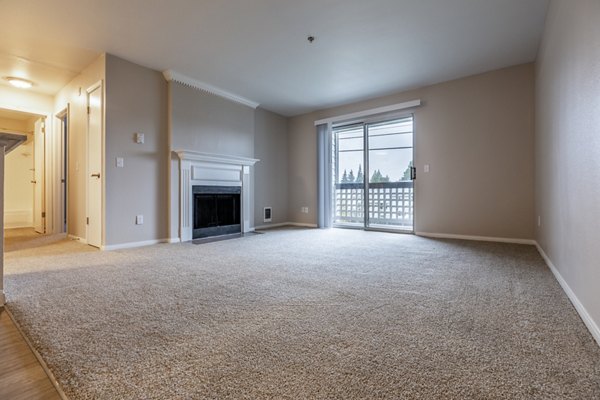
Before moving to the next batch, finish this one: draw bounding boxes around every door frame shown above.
[85,80,105,248]
[332,112,417,234]
[33,117,46,233]
[55,106,69,233]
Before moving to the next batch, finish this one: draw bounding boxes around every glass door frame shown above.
[331,113,416,234]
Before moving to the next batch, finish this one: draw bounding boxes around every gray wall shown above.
[170,83,255,157]
[168,82,255,238]
[254,108,289,226]
[288,63,535,239]
[535,1,600,338]
[168,83,289,235]
[105,54,169,246]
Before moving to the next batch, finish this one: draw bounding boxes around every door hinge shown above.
[87,106,91,114]
[86,217,89,225]
[42,212,46,218]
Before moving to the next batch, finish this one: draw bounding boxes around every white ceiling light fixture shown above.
[4,76,34,89]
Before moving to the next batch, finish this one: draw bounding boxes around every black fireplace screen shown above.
[193,186,241,238]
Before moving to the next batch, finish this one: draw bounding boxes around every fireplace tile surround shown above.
[174,151,259,242]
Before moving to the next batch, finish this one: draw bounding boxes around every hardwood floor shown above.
[0,308,62,400]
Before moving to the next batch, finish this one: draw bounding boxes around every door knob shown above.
[91,173,101,178]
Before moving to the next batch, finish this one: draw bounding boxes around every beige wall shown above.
[254,108,289,226]
[104,54,169,246]
[54,54,106,241]
[0,117,28,133]
[535,1,600,339]
[4,136,34,228]
[288,64,535,239]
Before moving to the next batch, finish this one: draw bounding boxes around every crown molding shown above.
[163,70,259,109]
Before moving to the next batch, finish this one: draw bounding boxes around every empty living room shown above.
[1,0,599,399]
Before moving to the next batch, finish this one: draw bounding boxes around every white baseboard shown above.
[415,231,536,245]
[535,242,600,347]
[255,222,318,230]
[101,238,174,251]
[67,234,87,244]
[254,222,292,230]
[167,237,181,244]
[4,209,33,229]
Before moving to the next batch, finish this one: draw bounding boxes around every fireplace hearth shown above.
[193,185,241,239]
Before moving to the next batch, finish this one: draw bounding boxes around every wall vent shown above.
[263,207,272,223]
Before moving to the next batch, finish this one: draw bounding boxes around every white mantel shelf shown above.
[174,150,259,166]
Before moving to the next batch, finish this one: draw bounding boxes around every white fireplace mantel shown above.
[174,150,259,242]
[175,150,259,166]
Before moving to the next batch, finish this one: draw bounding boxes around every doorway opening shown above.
[332,115,415,232]
[0,108,46,234]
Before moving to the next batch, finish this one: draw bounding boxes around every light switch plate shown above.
[424,164,430,173]
[116,157,124,168]
[135,133,145,144]
[136,215,144,225]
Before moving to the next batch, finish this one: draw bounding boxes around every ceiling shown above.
[0,0,549,116]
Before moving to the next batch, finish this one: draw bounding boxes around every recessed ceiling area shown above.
[0,0,549,116]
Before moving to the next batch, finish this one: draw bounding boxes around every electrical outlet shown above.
[136,215,144,225]
[135,132,145,144]
[301,207,309,214]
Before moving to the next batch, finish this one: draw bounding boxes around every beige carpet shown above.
[4,228,600,399]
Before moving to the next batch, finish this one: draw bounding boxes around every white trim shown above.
[175,152,257,242]
[535,242,600,347]
[67,234,87,244]
[314,99,421,126]
[415,231,536,245]
[255,222,319,230]
[174,150,259,166]
[288,222,318,228]
[254,222,290,230]
[167,237,181,244]
[101,238,174,251]
[163,70,259,109]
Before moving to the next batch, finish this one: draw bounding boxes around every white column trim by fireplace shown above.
[174,150,259,242]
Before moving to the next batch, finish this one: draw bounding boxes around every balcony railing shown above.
[334,182,414,228]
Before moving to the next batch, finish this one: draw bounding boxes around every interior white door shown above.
[33,118,45,234]
[87,84,102,248]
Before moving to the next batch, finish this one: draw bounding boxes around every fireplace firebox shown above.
[193,185,241,239]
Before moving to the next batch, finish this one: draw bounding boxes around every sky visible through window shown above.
[335,118,413,183]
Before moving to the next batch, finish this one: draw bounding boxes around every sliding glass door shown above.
[332,124,365,227]
[333,116,415,232]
